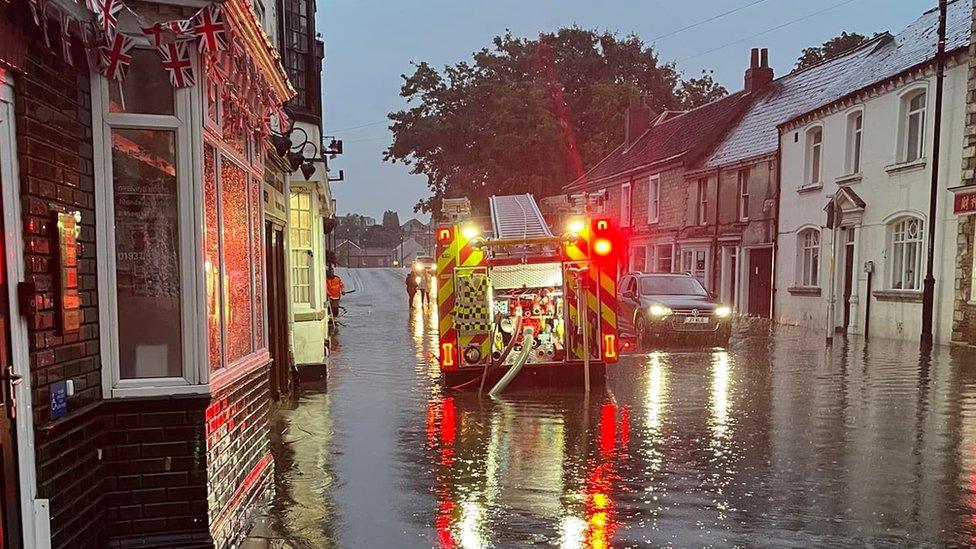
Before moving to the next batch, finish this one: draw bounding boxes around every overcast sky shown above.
[318,0,928,224]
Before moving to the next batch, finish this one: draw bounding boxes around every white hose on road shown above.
[488,327,534,397]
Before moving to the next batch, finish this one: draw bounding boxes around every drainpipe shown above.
[713,167,722,296]
[921,0,947,346]
[771,150,781,321]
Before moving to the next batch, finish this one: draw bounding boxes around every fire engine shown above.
[435,194,621,392]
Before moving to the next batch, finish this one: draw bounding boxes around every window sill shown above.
[295,309,327,322]
[797,183,823,194]
[873,290,923,303]
[787,286,822,296]
[210,350,272,394]
[835,173,862,186]
[885,158,926,175]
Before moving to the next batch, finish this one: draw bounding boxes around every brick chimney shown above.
[624,96,652,145]
[744,47,774,93]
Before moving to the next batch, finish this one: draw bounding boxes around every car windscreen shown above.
[640,277,707,296]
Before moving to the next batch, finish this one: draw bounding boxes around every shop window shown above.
[889,216,924,290]
[111,128,182,379]
[221,159,254,363]
[108,49,174,115]
[796,228,820,287]
[204,146,223,371]
[290,189,313,306]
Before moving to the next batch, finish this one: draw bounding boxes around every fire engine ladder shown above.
[489,194,552,241]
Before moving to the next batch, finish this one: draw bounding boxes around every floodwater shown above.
[269,268,976,548]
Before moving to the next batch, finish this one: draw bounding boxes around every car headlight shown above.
[714,306,732,318]
[648,305,672,318]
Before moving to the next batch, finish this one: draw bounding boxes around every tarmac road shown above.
[267,267,976,548]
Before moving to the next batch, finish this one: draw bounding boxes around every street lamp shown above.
[269,123,345,181]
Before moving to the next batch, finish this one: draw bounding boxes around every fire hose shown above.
[488,327,535,397]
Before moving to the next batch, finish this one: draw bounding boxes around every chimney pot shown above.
[744,47,774,93]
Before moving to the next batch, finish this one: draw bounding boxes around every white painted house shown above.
[775,2,971,343]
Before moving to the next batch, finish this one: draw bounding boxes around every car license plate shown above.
[684,317,709,324]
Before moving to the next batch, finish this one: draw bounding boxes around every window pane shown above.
[252,176,265,350]
[907,113,921,162]
[109,49,175,115]
[112,129,182,379]
[204,145,223,371]
[221,159,254,362]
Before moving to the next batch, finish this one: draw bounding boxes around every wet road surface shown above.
[269,267,976,548]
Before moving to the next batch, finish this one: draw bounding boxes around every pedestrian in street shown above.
[418,271,430,308]
[405,271,419,308]
[326,268,346,319]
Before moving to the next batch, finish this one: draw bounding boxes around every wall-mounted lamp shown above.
[270,121,344,181]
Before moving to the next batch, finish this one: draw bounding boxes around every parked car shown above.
[617,272,732,349]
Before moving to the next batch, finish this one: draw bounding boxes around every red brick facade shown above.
[4,5,275,547]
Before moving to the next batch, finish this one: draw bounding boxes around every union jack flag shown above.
[141,19,193,49]
[158,41,195,88]
[191,5,227,54]
[81,24,102,72]
[99,32,134,82]
[91,0,122,36]
[60,13,73,67]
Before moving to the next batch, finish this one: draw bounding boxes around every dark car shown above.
[617,273,732,349]
[413,256,436,273]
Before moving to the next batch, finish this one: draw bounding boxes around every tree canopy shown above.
[385,28,726,215]
[794,32,868,71]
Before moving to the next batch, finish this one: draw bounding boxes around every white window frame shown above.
[696,178,707,226]
[680,245,710,287]
[736,169,749,221]
[290,187,314,309]
[647,242,674,273]
[93,49,208,397]
[647,174,660,224]
[630,245,646,273]
[845,109,863,174]
[805,126,823,186]
[887,216,925,291]
[796,227,821,287]
[620,181,632,227]
[899,87,927,163]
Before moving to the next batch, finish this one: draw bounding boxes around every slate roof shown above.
[702,0,972,169]
[566,90,754,191]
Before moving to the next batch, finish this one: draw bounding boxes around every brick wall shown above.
[13,15,108,548]
[207,364,273,548]
[953,1,976,344]
[102,397,210,548]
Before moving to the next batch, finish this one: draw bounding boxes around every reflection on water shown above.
[425,394,627,548]
[270,271,976,547]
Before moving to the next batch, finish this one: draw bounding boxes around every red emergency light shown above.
[440,342,456,368]
[593,238,612,256]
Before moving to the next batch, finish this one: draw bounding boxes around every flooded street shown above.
[269,268,976,547]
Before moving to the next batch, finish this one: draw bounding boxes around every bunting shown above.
[158,41,195,88]
[100,32,135,82]
[59,13,73,67]
[92,0,122,36]
[191,5,227,54]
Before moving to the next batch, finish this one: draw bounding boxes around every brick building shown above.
[0,0,294,546]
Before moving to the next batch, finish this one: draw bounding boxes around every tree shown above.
[795,32,868,71]
[385,28,723,214]
[335,214,368,245]
[677,71,728,110]
[382,210,401,232]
